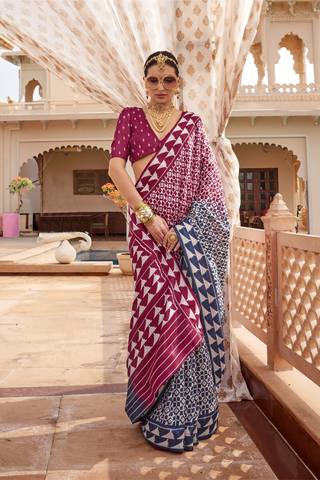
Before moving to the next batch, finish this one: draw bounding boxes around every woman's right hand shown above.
[146,216,169,246]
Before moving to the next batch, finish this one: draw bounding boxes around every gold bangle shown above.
[144,213,156,227]
[133,201,156,226]
[168,232,178,244]
[133,201,145,213]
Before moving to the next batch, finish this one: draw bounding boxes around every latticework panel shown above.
[232,236,267,332]
[281,246,320,369]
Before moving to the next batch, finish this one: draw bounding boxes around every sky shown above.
[0,55,20,102]
[0,47,316,102]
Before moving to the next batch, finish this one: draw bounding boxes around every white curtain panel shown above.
[0,0,262,401]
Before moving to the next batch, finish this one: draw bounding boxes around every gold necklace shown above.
[147,103,175,133]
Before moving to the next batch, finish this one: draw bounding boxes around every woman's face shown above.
[144,63,179,106]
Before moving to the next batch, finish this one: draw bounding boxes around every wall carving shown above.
[262,0,320,19]
[73,170,111,195]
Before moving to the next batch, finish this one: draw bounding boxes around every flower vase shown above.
[3,213,20,238]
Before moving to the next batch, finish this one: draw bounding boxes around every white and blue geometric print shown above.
[142,200,230,452]
[176,200,230,388]
[142,340,218,452]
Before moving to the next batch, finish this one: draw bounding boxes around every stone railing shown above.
[231,194,320,388]
[237,83,320,101]
[231,227,267,344]
[277,232,320,382]
[0,100,115,117]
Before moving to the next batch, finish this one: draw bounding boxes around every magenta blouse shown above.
[111,107,184,164]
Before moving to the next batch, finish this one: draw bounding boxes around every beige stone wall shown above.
[226,115,320,234]
[1,114,319,235]
[0,119,118,215]
[42,149,117,213]
[48,72,93,102]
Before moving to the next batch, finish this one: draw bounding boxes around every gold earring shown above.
[175,87,181,99]
[146,89,149,99]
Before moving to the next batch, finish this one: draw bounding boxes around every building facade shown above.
[0,0,319,234]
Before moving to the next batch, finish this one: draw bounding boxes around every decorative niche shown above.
[73,170,112,195]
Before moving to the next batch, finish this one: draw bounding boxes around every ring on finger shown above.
[168,232,178,244]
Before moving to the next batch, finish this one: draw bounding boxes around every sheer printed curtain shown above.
[172,0,263,401]
[0,0,262,401]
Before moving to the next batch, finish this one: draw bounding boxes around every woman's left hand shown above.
[163,227,181,253]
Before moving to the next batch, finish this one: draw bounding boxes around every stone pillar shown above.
[261,194,297,370]
[265,17,276,85]
[312,18,320,85]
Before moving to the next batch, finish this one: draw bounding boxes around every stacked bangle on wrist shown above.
[133,200,156,227]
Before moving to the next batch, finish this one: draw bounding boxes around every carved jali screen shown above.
[73,170,111,195]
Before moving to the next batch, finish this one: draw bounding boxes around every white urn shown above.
[55,240,76,264]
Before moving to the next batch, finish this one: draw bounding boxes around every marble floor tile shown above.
[45,395,277,480]
[0,368,113,388]
[0,396,60,475]
[0,275,132,388]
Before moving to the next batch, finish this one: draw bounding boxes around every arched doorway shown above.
[18,158,41,230]
[232,142,306,227]
[31,145,126,235]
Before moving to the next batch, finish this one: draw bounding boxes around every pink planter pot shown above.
[3,213,20,238]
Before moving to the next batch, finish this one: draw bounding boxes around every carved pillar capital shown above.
[261,0,272,16]
[261,193,297,233]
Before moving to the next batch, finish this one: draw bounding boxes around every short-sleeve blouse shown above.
[110,107,165,164]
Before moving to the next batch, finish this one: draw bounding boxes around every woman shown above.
[109,51,230,452]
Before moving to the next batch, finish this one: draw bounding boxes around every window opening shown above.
[275,47,299,85]
[25,79,42,103]
[239,168,278,222]
[241,52,258,86]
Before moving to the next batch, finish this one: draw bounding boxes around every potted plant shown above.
[3,176,35,238]
[101,183,132,275]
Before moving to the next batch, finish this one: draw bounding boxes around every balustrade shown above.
[231,194,320,388]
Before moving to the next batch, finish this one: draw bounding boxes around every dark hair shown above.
[144,51,179,76]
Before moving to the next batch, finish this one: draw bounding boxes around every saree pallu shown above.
[126,112,230,451]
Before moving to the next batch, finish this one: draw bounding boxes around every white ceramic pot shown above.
[116,252,133,275]
[55,240,76,264]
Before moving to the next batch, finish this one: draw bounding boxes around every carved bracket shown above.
[288,1,296,14]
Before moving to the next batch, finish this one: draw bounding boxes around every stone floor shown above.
[0,269,280,479]
[1,395,277,480]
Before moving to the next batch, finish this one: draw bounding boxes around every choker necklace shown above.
[147,103,175,133]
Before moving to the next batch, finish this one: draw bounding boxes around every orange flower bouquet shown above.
[101,183,128,222]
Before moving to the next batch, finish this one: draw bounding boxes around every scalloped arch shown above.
[231,141,297,161]
[35,144,110,158]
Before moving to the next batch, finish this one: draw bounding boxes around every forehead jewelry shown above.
[145,52,179,73]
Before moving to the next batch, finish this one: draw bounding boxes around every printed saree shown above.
[126,111,230,451]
